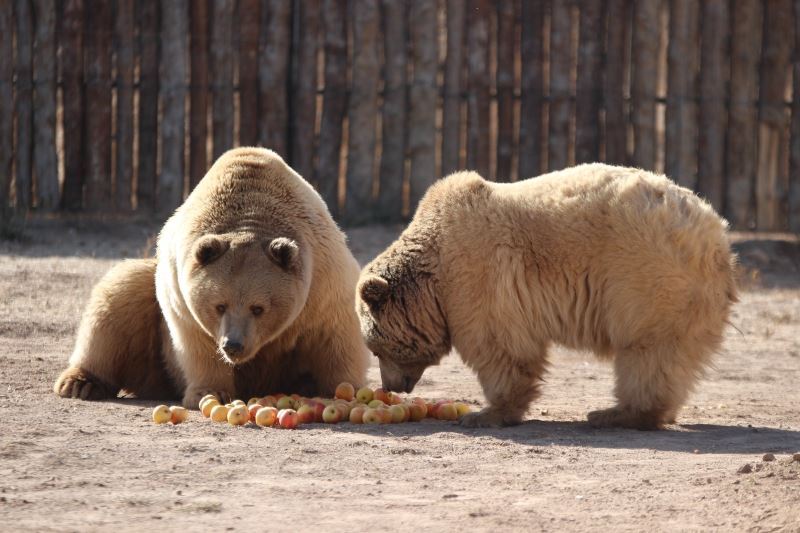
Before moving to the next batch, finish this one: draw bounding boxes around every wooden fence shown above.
[1,0,800,230]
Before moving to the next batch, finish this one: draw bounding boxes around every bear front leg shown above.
[177,348,236,408]
[459,348,548,428]
[54,366,116,400]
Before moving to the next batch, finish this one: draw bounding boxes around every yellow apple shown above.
[356,387,374,404]
[169,406,189,424]
[152,405,171,424]
[210,404,230,422]
[255,406,278,427]
[335,382,355,402]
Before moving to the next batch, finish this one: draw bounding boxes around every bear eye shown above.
[216,304,226,315]
[251,306,264,316]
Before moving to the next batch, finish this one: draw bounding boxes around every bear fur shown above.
[357,164,738,429]
[55,147,369,407]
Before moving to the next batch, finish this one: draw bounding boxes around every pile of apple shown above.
[152,382,472,429]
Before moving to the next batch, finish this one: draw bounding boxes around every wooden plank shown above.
[697,0,729,212]
[258,0,292,157]
[603,0,629,166]
[84,0,112,210]
[238,0,260,147]
[138,0,159,210]
[211,0,234,160]
[466,0,490,178]
[756,0,792,231]
[548,0,571,171]
[376,0,405,220]
[408,0,438,210]
[190,0,210,187]
[665,0,699,188]
[495,0,515,181]
[290,0,320,183]
[441,0,465,176]
[631,0,660,171]
[575,0,604,165]
[519,0,544,178]
[345,0,380,224]
[32,0,59,210]
[15,0,33,210]
[791,0,800,232]
[115,0,135,210]
[725,0,761,229]
[60,0,84,210]
[159,0,188,212]
[0,2,12,213]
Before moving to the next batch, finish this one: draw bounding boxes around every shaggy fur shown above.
[55,148,369,407]
[357,164,738,429]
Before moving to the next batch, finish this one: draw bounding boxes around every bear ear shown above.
[266,237,300,270]
[359,275,390,313]
[193,235,230,267]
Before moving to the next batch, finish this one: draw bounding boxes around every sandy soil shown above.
[1,219,799,532]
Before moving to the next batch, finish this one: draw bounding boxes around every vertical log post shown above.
[115,0,135,210]
[575,0,605,165]
[697,0,729,212]
[291,0,320,183]
[791,0,800,232]
[442,0,465,177]
[32,0,59,210]
[138,0,160,210]
[211,0,234,160]
[725,0,761,229]
[548,0,571,171]
[408,0,438,210]
[238,0,260,147]
[190,0,210,186]
[466,0,491,178]
[345,0,380,224]
[84,0,112,210]
[377,0,406,220]
[519,0,544,179]
[604,0,629,166]
[61,0,84,210]
[496,0,515,181]
[258,0,292,157]
[0,3,12,213]
[15,0,33,210]
[631,0,660,171]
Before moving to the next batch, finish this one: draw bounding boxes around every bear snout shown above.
[221,338,244,358]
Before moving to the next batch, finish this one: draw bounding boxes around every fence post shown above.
[791,0,800,232]
[575,0,605,165]
[32,0,59,210]
[115,0,135,210]
[345,0,380,225]
[726,0,762,229]
[496,0,515,181]
[138,0,159,211]
[604,0,629,167]
[84,0,112,210]
[408,0,438,211]
[0,2,11,214]
[190,0,209,187]
[519,0,544,179]
[697,0,729,213]
[238,0,260,148]
[549,0,571,172]
[466,0,490,178]
[377,0,406,221]
[631,0,660,171]
[258,0,292,158]
[291,0,320,184]
[211,0,234,160]
[15,0,33,210]
[442,0,465,177]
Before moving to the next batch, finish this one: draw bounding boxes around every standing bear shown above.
[55,147,369,407]
[357,164,737,429]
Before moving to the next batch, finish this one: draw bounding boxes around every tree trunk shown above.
[548,0,571,171]
[604,0,629,166]
[466,0,490,178]
[190,0,210,187]
[211,0,234,160]
[495,0,515,181]
[115,0,135,210]
[258,0,292,158]
[0,2,12,213]
[84,0,112,210]
[408,0,438,211]
[575,0,604,165]
[32,0,59,210]
[238,0,260,147]
[442,0,465,176]
[15,0,33,210]
[138,0,160,210]
[290,0,320,184]
[791,0,800,232]
[631,0,660,171]
[697,0,729,212]
[519,0,544,179]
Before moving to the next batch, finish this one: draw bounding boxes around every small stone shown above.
[540,409,549,416]
[762,453,776,462]
[737,464,752,474]
[792,453,800,462]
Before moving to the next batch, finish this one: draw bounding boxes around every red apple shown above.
[362,408,382,424]
[437,402,458,421]
[169,406,189,424]
[259,395,277,407]
[374,388,390,404]
[296,404,316,424]
[408,402,427,422]
[277,409,299,429]
[349,405,366,424]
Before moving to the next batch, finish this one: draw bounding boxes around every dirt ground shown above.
[1,218,799,532]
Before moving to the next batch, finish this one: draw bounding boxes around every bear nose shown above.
[222,338,243,355]
[402,376,414,393]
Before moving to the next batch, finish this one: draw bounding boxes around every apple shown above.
[377,407,393,424]
[227,405,249,425]
[275,396,295,410]
[200,398,220,417]
[198,394,218,410]
[425,402,437,418]
[290,393,301,401]
[322,404,342,423]
[169,406,189,424]
[454,402,471,417]
[259,395,277,407]
[399,403,411,422]
[368,399,386,409]
[312,401,326,422]
[356,387,374,404]
[408,402,427,421]
[248,403,263,421]
[388,392,403,405]
[231,399,246,407]
[436,402,458,421]
[255,406,278,427]
[152,405,171,424]
[374,388,390,404]
[335,382,355,401]
[247,397,262,407]
[334,400,352,419]
[362,408,382,424]
[349,405,366,424]
[210,404,230,422]
[389,404,406,423]
[277,409,299,429]
[296,404,316,424]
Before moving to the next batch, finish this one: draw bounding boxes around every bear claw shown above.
[54,367,114,401]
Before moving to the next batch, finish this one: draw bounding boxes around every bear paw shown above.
[53,367,115,400]
[587,406,664,430]
[459,408,520,428]
[182,387,232,409]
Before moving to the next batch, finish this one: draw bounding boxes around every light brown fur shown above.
[357,164,738,429]
[55,148,369,407]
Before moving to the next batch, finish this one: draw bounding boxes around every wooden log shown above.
[791,0,800,232]
[258,0,292,157]
[32,0,59,210]
[441,0,465,176]
[115,0,135,210]
[60,0,84,210]
[376,0,406,220]
[84,0,112,210]
[238,0,260,147]
[408,0,438,210]
[548,0,571,171]
[665,0,699,188]
[15,0,33,210]
[0,2,12,213]
[211,0,234,160]
[697,0,728,212]
[466,0,490,178]
[345,0,380,224]
[190,0,210,187]
[603,0,630,166]
[725,0,761,229]
[519,0,544,179]
[138,0,159,210]
[159,0,188,212]
[575,0,604,165]
[631,0,660,171]
[756,0,792,231]
[290,0,319,183]
[495,0,515,181]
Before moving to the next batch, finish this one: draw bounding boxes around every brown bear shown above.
[357,164,738,429]
[55,147,369,407]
